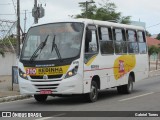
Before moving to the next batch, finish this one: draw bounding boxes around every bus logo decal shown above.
[119,60,125,73]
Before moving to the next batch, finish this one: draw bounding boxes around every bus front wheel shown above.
[85,81,98,102]
[34,94,48,102]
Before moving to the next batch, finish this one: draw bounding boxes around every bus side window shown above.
[85,29,98,53]
[113,28,127,54]
[98,26,114,54]
[127,30,139,54]
[138,31,147,54]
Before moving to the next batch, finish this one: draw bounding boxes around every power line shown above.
[0,14,15,15]
[11,0,17,15]
[0,3,12,5]
[0,12,32,16]
[146,23,160,28]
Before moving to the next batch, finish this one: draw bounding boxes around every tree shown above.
[0,49,5,57]
[76,0,131,24]
[148,45,160,70]
[156,33,160,40]
[146,30,151,37]
[76,0,97,19]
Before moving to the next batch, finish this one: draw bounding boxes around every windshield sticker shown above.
[40,26,73,35]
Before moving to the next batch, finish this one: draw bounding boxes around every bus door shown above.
[83,25,99,93]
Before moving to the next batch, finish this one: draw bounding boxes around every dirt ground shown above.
[0,75,20,98]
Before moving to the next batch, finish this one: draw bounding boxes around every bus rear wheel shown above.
[117,76,133,94]
[85,81,98,102]
[34,94,48,102]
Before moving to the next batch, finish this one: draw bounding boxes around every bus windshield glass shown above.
[21,22,84,61]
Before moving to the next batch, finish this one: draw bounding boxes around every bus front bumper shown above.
[18,75,83,95]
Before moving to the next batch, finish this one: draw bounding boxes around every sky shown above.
[0,0,160,35]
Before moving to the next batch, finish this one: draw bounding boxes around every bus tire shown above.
[34,94,48,102]
[85,81,98,102]
[117,75,134,94]
[125,75,134,94]
[117,86,123,94]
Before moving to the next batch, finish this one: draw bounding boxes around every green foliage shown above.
[120,16,131,24]
[156,33,160,40]
[148,45,160,56]
[0,37,17,46]
[0,49,5,57]
[76,0,131,24]
[148,45,160,71]
[76,0,97,19]
[146,31,151,37]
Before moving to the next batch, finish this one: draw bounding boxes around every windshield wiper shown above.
[29,35,49,62]
[51,35,63,62]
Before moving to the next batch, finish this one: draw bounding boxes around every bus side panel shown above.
[135,54,149,81]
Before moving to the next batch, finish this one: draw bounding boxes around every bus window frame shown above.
[137,30,147,54]
[113,27,127,55]
[85,24,99,54]
[98,25,115,56]
[126,29,139,55]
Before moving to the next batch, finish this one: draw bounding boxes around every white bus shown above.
[18,19,149,102]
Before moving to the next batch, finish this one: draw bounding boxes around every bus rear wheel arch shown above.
[117,73,134,94]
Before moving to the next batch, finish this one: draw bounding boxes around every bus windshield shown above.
[21,22,84,61]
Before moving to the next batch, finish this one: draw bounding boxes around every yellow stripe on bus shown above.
[86,55,97,66]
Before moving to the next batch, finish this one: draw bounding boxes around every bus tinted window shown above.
[137,31,145,42]
[114,29,123,41]
[127,30,139,54]
[89,30,98,52]
[98,27,114,54]
[138,31,147,54]
[85,26,98,53]
[127,30,137,42]
[114,28,127,54]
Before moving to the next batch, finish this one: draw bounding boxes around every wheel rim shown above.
[91,85,97,100]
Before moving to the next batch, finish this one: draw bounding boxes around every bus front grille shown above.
[30,75,63,79]
[34,84,59,90]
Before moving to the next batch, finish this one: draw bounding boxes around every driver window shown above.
[85,29,98,53]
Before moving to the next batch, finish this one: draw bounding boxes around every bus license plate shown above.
[40,90,52,94]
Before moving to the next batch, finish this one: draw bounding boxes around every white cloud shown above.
[111,0,160,34]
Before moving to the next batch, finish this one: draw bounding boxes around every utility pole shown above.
[34,0,38,24]
[79,1,95,18]
[24,10,27,33]
[17,0,20,56]
[32,0,45,24]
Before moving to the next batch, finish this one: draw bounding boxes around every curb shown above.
[0,95,32,103]
[149,69,160,77]
[149,69,160,73]
[149,74,160,77]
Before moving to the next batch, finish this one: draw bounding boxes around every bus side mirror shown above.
[86,30,92,42]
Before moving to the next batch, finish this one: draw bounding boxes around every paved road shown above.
[0,76,160,120]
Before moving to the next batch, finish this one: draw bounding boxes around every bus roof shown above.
[31,18,145,31]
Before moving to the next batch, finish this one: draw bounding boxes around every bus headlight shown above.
[65,66,78,78]
[19,68,28,80]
